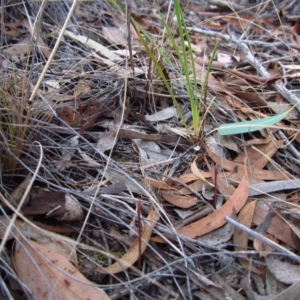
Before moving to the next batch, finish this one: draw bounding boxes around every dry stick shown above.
[187,27,300,113]
[225,216,300,264]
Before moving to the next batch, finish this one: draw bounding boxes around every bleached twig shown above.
[187,27,300,113]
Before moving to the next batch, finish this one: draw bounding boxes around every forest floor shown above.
[1,0,300,299]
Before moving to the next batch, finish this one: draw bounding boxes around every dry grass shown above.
[1,0,300,299]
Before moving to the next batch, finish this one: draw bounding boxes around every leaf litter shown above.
[1,0,300,299]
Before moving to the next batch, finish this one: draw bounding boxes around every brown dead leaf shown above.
[234,200,256,252]
[215,172,236,200]
[21,188,83,222]
[143,178,175,190]
[60,102,102,130]
[161,191,198,208]
[4,22,22,37]
[233,90,268,108]
[254,234,276,257]
[178,179,211,195]
[233,200,265,274]
[224,171,263,186]
[98,207,159,274]
[234,139,285,169]
[239,168,292,181]
[268,209,300,252]
[239,137,272,147]
[14,238,109,300]
[179,171,211,184]
[0,217,78,266]
[206,146,292,180]
[175,170,249,239]
[252,202,297,249]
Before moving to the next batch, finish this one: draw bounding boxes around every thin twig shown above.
[225,216,300,264]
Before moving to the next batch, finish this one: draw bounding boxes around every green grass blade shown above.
[131,19,188,131]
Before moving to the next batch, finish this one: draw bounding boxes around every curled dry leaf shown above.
[191,155,214,187]
[14,238,110,300]
[97,207,159,274]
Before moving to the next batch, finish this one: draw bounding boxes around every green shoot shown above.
[109,0,218,142]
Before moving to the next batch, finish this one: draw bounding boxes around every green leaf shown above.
[218,105,296,136]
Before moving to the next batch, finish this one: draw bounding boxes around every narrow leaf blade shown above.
[218,106,295,136]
